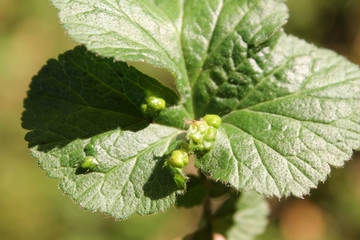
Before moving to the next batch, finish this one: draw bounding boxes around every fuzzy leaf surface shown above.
[30,0,360,203]
[22,46,187,219]
[51,0,289,115]
[196,34,360,197]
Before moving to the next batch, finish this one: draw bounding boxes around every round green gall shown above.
[203,114,221,128]
[182,152,190,165]
[81,156,99,169]
[193,120,208,134]
[187,120,209,145]
[168,150,189,169]
[204,127,217,141]
[189,131,203,144]
[146,96,166,111]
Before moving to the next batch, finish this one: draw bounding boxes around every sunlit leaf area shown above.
[1,0,360,239]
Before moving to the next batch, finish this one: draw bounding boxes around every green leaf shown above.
[193,31,282,118]
[22,46,189,219]
[22,46,188,146]
[195,34,360,197]
[30,0,360,204]
[32,125,183,219]
[183,191,268,240]
[213,191,270,240]
[50,0,289,116]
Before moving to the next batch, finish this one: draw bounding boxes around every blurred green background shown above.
[0,0,359,239]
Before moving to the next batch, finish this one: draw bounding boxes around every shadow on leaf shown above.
[143,156,184,200]
[22,46,180,152]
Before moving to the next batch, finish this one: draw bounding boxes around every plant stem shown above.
[202,196,213,239]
